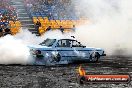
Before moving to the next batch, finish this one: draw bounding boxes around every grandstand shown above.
[24,0,89,35]
[0,0,89,36]
[0,0,21,36]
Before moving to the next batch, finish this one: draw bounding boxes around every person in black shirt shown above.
[36,21,41,27]
[46,26,52,31]
[4,27,11,36]
[0,27,3,37]
[59,26,64,34]
[35,21,41,35]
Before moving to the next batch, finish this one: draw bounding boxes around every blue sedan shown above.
[28,38,106,65]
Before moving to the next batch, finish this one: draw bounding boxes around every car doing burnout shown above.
[28,38,106,65]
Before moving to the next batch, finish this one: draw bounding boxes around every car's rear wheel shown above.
[52,53,61,62]
[90,52,100,62]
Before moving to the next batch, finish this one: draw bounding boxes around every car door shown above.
[56,39,74,59]
[71,40,89,60]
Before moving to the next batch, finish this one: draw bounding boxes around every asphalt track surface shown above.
[0,56,132,88]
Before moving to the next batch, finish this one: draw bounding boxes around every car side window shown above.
[57,40,71,47]
[57,40,62,47]
[72,40,81,47]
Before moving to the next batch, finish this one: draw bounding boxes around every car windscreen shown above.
[39,39,56,47]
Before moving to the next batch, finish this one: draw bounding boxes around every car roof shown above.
[59,39,76,41]
[48,38,76,41]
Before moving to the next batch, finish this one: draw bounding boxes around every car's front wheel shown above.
[90,52,100,62]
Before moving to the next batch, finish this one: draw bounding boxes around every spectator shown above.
[4,27,11,36]
[2,20,9,27]
[46,26,51,31]
[59,26,64,33]
[0,13,2,19]
[0,20,3,26]
[0,0,20,36]
[35,21,41,34]
[72,25,76,32]
[48,12,52,20]
[0,26,3,37]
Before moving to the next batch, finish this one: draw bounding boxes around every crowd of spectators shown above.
[24,0,78,20]
[24,0,87,35]
[0,0,18,37]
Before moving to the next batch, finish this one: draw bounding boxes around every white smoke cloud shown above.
[0,35,32,64]
[15,29,43,45]
[0,28,45,64]
[0,0,132,64]
[71,0,132,56]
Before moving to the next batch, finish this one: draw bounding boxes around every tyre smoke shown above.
[0,29,41,64]
[0,0,132,64]
[0,35,31,64]
[71,0,132,56]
